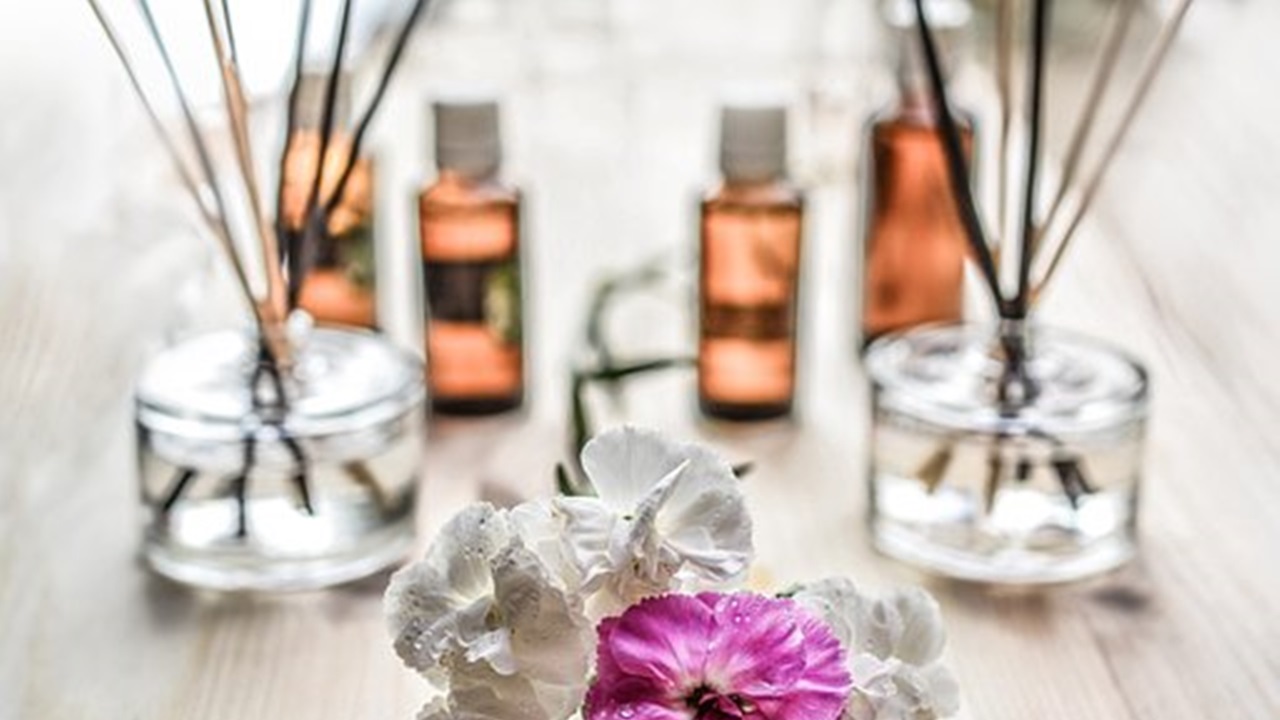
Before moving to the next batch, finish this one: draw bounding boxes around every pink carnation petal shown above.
[605,595,717,692]
[587,700,689,720]
[770,612,854,720]
[703,593,806,697]
[588,593,852,720]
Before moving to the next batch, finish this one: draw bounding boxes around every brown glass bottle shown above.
[862,6,973,346]
[861,94,971,345]
[281,73,378,329]
[419,101,524,415]
[699,106,804,421]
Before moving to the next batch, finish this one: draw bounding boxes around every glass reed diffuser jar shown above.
[865,320,1148,583]
[136,326,424,591]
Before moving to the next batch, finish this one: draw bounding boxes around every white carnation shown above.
[555,426,753,615]
[794,578,960,720]
[385,503,593,720]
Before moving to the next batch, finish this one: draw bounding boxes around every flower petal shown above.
[491,542,593,693]
[581,427,704,511]
[385,504,512,672]
[703,593,806,696]
[599,594,717,693]
[878,589,946,666]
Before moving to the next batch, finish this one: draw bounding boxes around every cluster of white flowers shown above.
[385,426,959,720]
[384,427,754,720]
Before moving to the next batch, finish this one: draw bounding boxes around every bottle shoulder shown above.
[869,102,976,137]
[702,179,804,212]
[420,173,520,209]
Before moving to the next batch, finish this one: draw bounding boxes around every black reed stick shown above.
[275,0,314,244]
[1013,0,1052,317]
[159,467,199,516]
[325,0,436,216]
[220,0,239,65]
[912,0,1006,316]
[291,0,356,309]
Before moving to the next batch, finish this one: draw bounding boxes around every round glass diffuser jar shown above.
[865,322,1148,584]
[136,328,424,591]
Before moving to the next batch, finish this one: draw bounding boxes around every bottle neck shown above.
[722,172,784,189]
[437,165,501,186]
[900,81,954,127]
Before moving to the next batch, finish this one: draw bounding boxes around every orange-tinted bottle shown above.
[699,105,804,421]
[419,100,524,415]
[283,72,378,329]
[861,3,972,345]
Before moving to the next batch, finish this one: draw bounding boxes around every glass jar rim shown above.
[865,322,1149,437]
[136,328,424,439]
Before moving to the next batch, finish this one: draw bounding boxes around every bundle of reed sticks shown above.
[916,0,1195,329]
[910,0,1194,510]
[87,0,434,387]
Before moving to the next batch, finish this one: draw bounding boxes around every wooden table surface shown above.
[2,1,1279,718]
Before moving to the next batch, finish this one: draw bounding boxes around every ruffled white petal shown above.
[794,579,958,720]
[386,502,593,720]
[560,426,753,612]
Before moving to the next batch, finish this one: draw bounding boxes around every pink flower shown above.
[586,593,852,720]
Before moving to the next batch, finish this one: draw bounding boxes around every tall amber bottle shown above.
[419,100,524,415]
[699,106,804,421]
[861,5,972,345]
[283,72,378,329]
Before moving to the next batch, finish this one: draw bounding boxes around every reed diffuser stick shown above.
[276,0,314,239]
[219,0,239,64]
[1036,0,1137,252]
[1013,0,1051,314]
[1032,0,1195,302]
[201,0,291,359]
[85,0,261,323]
[291,0,355,309]
[325,0,435,214]
[136,0,290,337]
[994,0,1016,259]
[912,0,1005,314]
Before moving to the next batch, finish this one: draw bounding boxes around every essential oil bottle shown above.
[282,71,378,329]
[860,0,973,346]
[419,100,524,415]
[698,105,804,421]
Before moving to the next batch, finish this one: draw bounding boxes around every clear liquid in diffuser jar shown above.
[699,105,803,421]
[420,100,524,415]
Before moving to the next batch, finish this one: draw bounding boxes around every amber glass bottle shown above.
[419,101,524,415]
[282,72,378,329]
[699,106,804,421]
[861,3,972,345]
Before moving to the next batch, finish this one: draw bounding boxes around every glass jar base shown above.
[143,517,415,592]
[865,323,1148,585]
[872,516,1135,585]
[136,328,425,593]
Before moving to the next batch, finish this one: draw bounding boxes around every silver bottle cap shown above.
[719,104,788,182]
[433,100,502,179]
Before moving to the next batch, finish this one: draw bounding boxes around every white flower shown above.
[794,578,960,720]
[385,503,593,720]
[554,426,753,615]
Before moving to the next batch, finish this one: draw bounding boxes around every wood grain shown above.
[2,1,1279,718]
